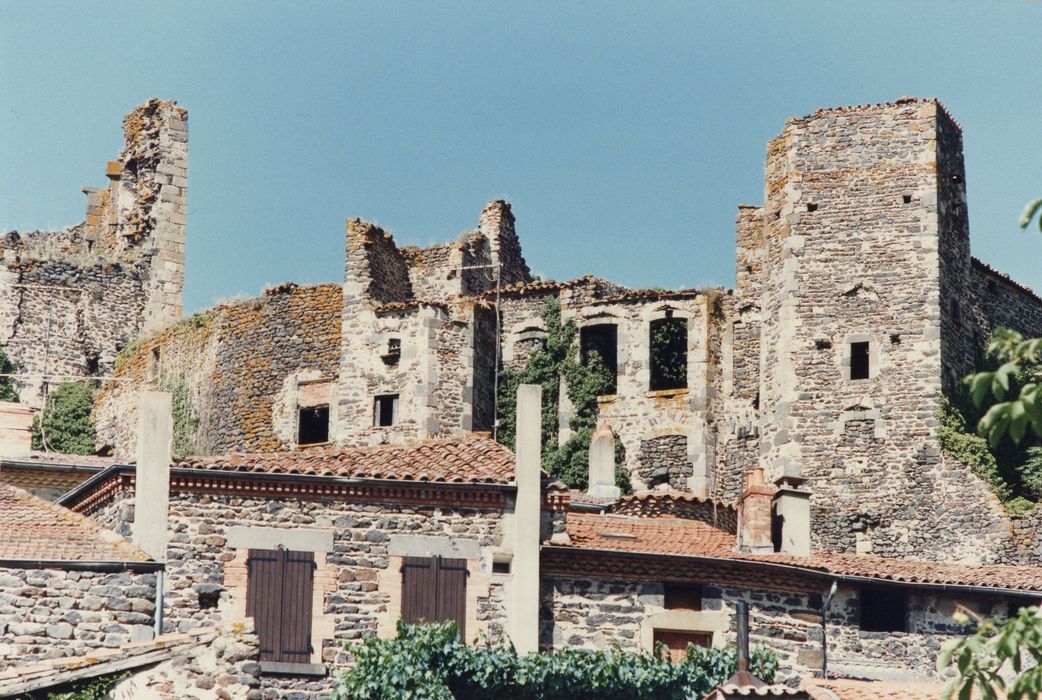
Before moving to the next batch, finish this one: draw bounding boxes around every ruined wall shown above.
[968,260,1042,354]
[0,99,186,407]
[94,283,341,457]
[541,576,1003,684]
[0,566,156,670]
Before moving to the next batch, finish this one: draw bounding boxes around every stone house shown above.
[0,481,161,669]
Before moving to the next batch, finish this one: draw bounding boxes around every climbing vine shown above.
[159,374,200,458]
[0,344,19,403]
[497,298,630,492]
[31,382,96,455]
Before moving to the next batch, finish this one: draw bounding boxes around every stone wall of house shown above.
[540,575,1005,684]
[89,489,508,699]
[94,283,341,457]
[0,566,156,669]
[1,98,185,408]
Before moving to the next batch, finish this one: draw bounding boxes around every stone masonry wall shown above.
[1,99,185,408]
[94,283,341,457]
[0,566,156,670]
[93,490,507,700]
[541,575,1005,685]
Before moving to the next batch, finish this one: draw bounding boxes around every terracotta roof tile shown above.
[0,482,150,562]
[799,678,948,700]
[558,512,1042,594]
[176,434,516,484]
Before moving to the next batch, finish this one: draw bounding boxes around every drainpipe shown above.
[821,579,838,678]
[723,601,766,688]
[133,391,173,638]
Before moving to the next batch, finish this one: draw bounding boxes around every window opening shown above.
[806,203,818,212]
[148,347,160,383]
[902,194,913,204]
[382,337,401,365]
[246,548,315,663]
[951,300,962,328]
[654,629,712,662]
[650,318,688,391]
[580,324,618,395]
[297,405,329,445]
[850,341,870,380]
[492,560,511,575]
[664,584,702,611]
[374,394,399,427]
[859,587,907,633]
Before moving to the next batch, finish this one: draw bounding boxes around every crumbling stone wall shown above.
[540,575,1003,685]
[636,435,693,490]
[94,283,341,457]
[1,99,185,407]
[0,566,156,669]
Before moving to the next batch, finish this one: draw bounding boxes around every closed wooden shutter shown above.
[247,548,315,663]
[401,556,468,637]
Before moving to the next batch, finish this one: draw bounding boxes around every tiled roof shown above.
[708,684,809,699]
[799,678,947,700]
[0,482,150,562]
[175,434,516,484]
[611,490,737,523]
[556,512,1042,594]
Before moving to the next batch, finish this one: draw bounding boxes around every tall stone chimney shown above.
[587,423,620,499]
[479,200,532,287]
[737,468,774,554]
[511,383,542,654]
[772,474,811,555]
[133,391,173,561]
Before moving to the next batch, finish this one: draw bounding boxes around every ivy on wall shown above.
[31,382,97,455]
[159,374,200,458]
[0,344,19,403]
[496,298,630,492]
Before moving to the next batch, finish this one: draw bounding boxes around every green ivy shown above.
[649,318,687,391]
[159,374,199,458]
[497,299,630,492]
[0,344,19,403]
[333,621,777,700]
[31,382,96,455]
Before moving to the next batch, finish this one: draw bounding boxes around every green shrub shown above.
[333,621,777,700]
[160,374,199,458]
[0,344,19,403]
[31,382,96,454]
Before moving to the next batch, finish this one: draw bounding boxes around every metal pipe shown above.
[0,559,164,573]
[735,600,750,674]
[154,570,165,636]
[821,579,838,679]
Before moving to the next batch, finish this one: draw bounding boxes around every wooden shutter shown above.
[400,556,467,638]
[247,548,315,663]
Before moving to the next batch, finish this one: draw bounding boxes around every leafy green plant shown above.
[31,382,96,454]
[0,344,19,403]
[939,395,1013,504]
[941,605,1042,700]
[160,374,199,458]
[13,670,129,699]
[497,299,630,492]
[333,620,777,700]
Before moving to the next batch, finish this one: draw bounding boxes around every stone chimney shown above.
[0,402,34,458]
[772,475,811,555]
[737,468,774,553]
[478,200,532,287]
[511,384,542,654]
[587,423,621,499]
[133,391,173,561]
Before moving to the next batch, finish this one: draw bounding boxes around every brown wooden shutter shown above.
[247,548,315,664]
[400,556,467,638]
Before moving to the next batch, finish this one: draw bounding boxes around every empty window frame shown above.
[850,341,870,380]
[374,394,399,427]
[859,587,908,633]
[580,324,618,394]
[650,318,688,391]
[297,405,330,445]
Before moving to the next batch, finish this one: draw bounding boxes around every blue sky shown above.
[2,1,1042,312]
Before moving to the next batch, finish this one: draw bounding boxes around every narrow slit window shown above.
[580,324,618,395]
[297,405,329,445]
[850,341,870,380]
[382,337,401,365]
[650,318,688,391]
[806,203,818,212]
[374,394,399,427]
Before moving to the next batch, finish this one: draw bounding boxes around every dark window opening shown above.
[650,318,688,391]
[298,405,329,445]
[773,211,781,220]
[198,589,221,610]
[247,548,315,664]
[951,300,962,328]
[374,394,398,427]
[850,341,870,380]
[1008,596,1037,619]
[753,391,760,411]
[745,265,753,274]
[149,347,161,382]
[859,587,908,633]
[85,354,100,377]
[806,203,818,212]
[580,324,618,395]
[902,194,913,204]
[382,337,401,365]
[815,338,832,350]
[664,584,702,611]
[890,333,901,344]
[492,560,511,575]
[401,556,467,636]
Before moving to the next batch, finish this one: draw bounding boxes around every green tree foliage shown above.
[649,318,687,391]
[31,382,96,454]
[0,344,19,403]
[1019,198,1042,232]
[497,299,630,492]
[939,395,1014,504]
[333,621,777,700]
[941,605,1042,700]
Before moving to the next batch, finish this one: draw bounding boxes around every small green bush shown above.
[31,382,96,455]
[0,344,19,403]
[333,621,777,700]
